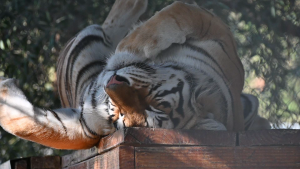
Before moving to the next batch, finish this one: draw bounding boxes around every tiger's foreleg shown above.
[0,77,112,149]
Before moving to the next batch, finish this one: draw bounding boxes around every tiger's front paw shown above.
[0,77,27,103]
[0,77,31,120]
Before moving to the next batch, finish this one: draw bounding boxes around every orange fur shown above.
[117,2,245,131]
[105,83,147,127]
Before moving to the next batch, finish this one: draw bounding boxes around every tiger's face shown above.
[81,52,195,131]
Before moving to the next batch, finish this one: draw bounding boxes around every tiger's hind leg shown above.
[57,0,148,108]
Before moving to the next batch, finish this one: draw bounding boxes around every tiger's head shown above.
[104,52,193,129]
[79,50,222,132]
[80,48,228,137]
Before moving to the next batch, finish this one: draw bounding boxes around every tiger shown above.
[0,0,270,150]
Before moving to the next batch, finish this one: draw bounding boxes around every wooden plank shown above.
[62,147,98,168]
[98,129,126,154]
[87,147,119,169]
[135,146,300,169]
[15,160,27,169]
[239,129,300,146]
[125,128,236,146]
[119,146,135,169]
[65,146,134,169]
[30,156,61,169]
[64,161,88,169]
[97,128,236,154]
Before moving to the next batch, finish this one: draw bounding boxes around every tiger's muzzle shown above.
[105,75,148,127]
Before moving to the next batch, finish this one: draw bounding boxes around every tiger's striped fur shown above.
[0,0,270,150]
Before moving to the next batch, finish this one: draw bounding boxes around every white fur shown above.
[105,51,146,70]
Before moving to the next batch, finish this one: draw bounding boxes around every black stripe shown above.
[58,38,76,107]
[241,95,253,130]
[79,118,98,139]
[184,73,197,94]
[77,72,99,101]
[94,26,112,47]
[171,116,180,127]
[186,54,232,122]
[166,58,232,124]
[154,80,185,117]
[74,61,106,103]
[128,73,148,79]
[157,101,171,109]
[183,43,228,81]
[181,114,194,129]
[47,109,67,134]
[130,77,148,84]
[160,64,197,95]
[148,83,162,97]
[200,20,212,39]
[220,92,228,124]
[212,38,243,79]
[226,33,244,79]
[80,107,101,137]
[195,86,207,97]
[111,62,155,73]
[65,35,108,105]
[88,77,97,95]
[91,86,97,109]
[157,64,197,116]
[113,121,118,129]
[200,7,215,17]
[131,62,155,73]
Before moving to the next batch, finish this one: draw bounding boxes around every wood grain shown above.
[87,147,119,169]
[125,128,236,146]
[2,129,300,169]
[97,128,236,154]
[65,161,87,169]
[239,129,300,146]
[135,146,300,169]
[15,160,27,169]
[62,147,98,168]
[119,146,135,169]
[98,129,126,153]
[30,156,61,169]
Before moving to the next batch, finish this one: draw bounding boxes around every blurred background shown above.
[0,0,299,163]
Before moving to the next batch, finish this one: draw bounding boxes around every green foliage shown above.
[209,0,300,127]
[0,0,299,163]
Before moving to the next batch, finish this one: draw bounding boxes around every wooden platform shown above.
[2,128,300,169]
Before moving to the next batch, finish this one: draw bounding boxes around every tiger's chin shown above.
[105,75,148,127]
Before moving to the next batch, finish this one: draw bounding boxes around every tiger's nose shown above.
[106,75,130,88]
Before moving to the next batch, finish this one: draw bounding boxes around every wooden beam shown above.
[135,146,300,168]
[97,128,236,154]
[62,147,98,168]
[64,146,134,169]
[3,129,300,169]
[239,129,300,146]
